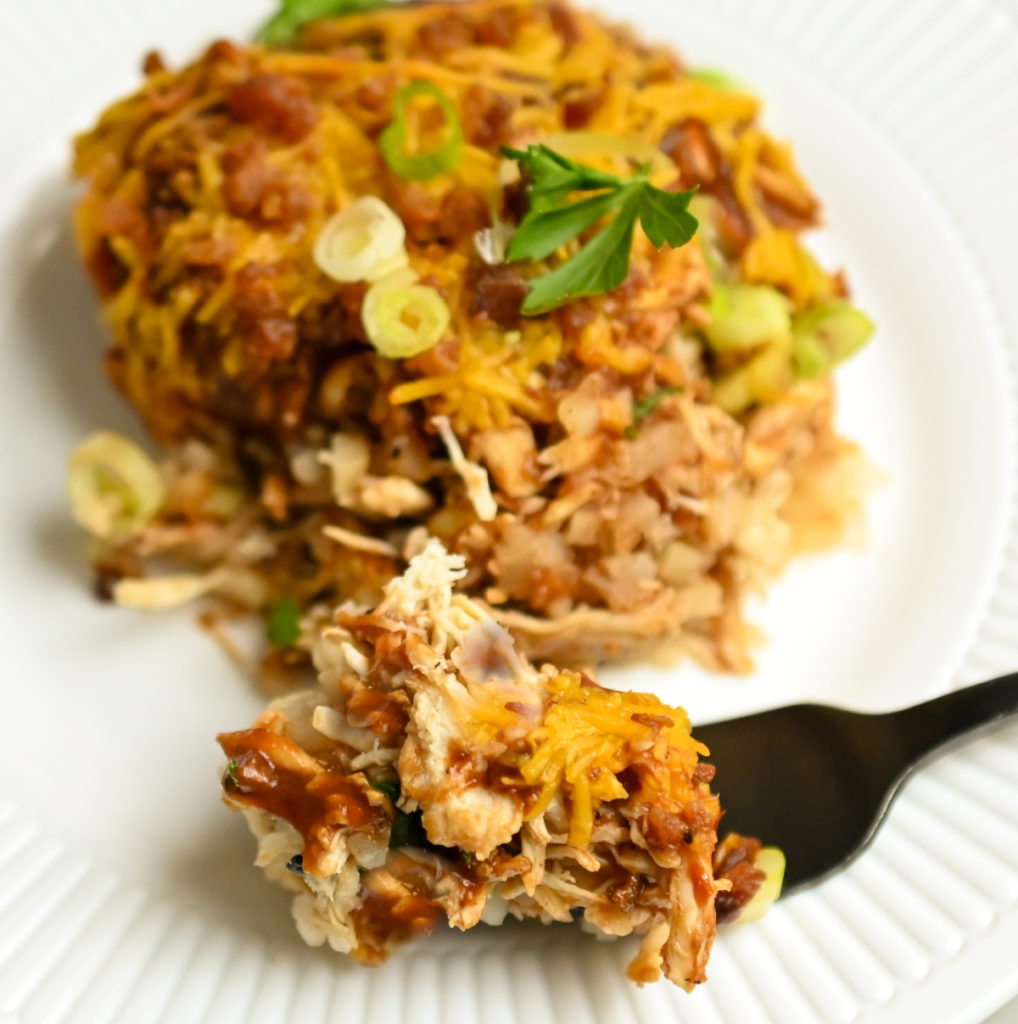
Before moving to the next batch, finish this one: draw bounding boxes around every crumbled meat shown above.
[227,73,319,142]
[470,265,528,328]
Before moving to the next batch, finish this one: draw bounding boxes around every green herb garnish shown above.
[625,387,681,439]
[461,850,476,868]
[266,596,302,648]
[371,777,401,803]
[256,0,388,48]
[501,144,699,315]
[380,82,463,181]
[389,809,428,850]
[226,759,240,786]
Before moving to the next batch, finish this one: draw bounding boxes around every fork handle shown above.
[888,671,1018,764]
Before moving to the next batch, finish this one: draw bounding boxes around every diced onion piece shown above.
[362,270,450,359]
[68,430,165,543]
[791,301,875,380]
[705,283,792,353]
[314,196,408,284]
[658,540,707,587]
[733,847,785,924]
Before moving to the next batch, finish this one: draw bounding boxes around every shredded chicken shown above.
[433,415,498,522]
[219,541,767,988]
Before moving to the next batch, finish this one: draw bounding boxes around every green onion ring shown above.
[379,82,463,181]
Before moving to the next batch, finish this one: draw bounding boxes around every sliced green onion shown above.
[705,283,792,353]
[379,82,463,181]
[68,430,165,543]
[712,365,754,416]
[266,596,302,648]
[362,268,451,358]
[313,196,408,284]
[256,0,389,48]
[713,341,792,415]
[688,67,753,94]
[791,301,875,380]
[733,846,785,924]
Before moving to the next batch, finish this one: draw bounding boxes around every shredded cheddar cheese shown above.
[451,665,707,848]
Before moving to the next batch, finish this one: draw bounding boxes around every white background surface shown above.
[983,0,1018,1006]
[981,0,1018,1007]
[988,996,1018,1024]
[1,0,1017,1021]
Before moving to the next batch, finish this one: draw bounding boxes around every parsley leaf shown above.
[501,144,699,315]
[637,188,700,250]
[502,145,620,209]
[522,187,642,315]
[506,187,629,264]
[226,759,240,786]
[256,0,388,47]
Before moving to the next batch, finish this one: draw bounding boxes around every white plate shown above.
[2,0,1018,1021]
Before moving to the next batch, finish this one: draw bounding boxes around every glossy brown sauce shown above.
[219,728,382,874]
[688,857,715,908]
[350,891,445,965]
[642,799,720,907]
[447,743,487,790]
[346,688,408,739]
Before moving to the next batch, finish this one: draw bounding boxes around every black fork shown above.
[694,672,1018,894]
